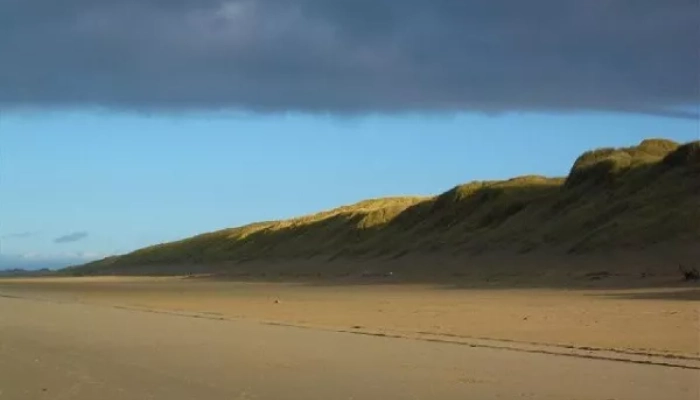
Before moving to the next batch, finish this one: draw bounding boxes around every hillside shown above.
[66,139,700,277]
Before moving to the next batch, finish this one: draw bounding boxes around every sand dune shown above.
[68,139,700,277]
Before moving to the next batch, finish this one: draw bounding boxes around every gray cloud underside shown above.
[1,1,698,116]
[54,232,89,244]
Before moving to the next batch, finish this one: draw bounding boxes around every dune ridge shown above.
[66,138,700,276]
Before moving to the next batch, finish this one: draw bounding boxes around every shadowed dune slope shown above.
[66,139,700,275]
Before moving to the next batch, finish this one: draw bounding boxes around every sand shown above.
[1,277,699,399]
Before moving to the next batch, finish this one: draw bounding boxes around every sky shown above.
[0,1,698,269]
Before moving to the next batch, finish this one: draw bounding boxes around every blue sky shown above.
[0,110,698,268]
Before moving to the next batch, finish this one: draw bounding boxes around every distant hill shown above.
[0,268,54,277]
[65,139,700,277]
[0,254,91,272]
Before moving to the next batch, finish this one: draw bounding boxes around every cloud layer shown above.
[1,232,38,239]
[54,232,89,244]
[1,1,698,116]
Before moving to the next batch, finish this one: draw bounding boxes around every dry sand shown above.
[1,277,699,399]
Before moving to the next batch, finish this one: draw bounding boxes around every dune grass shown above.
[67,139,700,275]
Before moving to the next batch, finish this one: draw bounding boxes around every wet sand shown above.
[1,277,699,399]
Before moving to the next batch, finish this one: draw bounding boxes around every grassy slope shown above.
[68,139,700,275]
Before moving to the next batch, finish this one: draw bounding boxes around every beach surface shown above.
[1,277,698,399]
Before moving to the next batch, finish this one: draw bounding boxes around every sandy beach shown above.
[1,277,698,399]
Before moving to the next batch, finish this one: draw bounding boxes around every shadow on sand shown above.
[178,270,700,298]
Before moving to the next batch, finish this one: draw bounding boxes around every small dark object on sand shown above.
[678,264,700,281]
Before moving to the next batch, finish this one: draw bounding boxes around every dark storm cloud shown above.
[1,1,698,116]
[54,232,89,244]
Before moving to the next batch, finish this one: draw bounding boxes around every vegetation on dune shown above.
[67,139,700,275]
[566,138,680,187]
